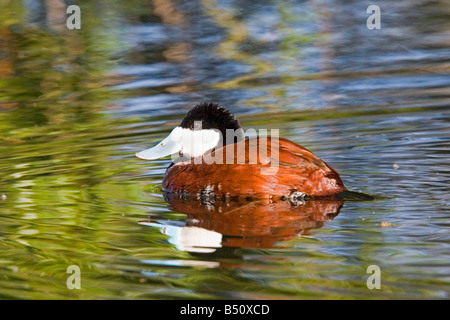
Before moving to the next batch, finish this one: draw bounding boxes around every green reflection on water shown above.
[0,1,158,299]
[0,0,449,300]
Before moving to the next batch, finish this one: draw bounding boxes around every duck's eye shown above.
[193,121,203,130]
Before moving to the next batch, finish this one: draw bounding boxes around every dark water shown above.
[0,0,449,299]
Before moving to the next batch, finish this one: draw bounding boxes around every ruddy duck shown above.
[136,102,349,201]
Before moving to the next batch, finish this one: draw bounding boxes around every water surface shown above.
[0,0,449,299]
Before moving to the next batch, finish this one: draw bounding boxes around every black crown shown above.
[180,103,243,144]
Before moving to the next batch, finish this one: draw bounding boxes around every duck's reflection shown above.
[140,194,343,253]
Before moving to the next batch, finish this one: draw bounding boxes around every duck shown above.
[136,102,349,202]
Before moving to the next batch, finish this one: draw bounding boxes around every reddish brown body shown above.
[163,137,346,200]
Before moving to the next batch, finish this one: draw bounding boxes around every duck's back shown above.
[162,137,346,200]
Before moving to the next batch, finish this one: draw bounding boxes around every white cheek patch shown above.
[179,127,221,158]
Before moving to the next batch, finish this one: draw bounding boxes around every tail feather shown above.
[336,190,375,201]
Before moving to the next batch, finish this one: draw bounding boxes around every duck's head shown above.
[136,102,243,160]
